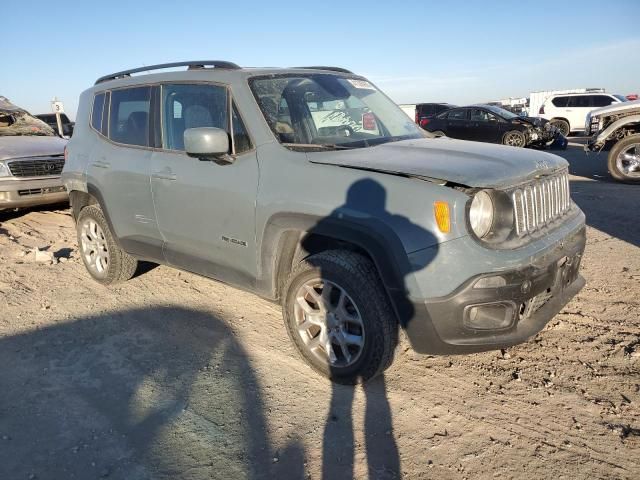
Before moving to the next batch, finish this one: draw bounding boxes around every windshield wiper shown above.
[282,143,356,150]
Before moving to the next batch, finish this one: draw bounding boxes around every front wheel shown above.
[282,251,398,384]
[608,134,640,183]
[503,130,526,148]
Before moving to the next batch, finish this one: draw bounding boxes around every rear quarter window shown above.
[551,97,569,108]
[91,93,106,132]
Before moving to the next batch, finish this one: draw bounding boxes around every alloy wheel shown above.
[79,218,109,278]
[505,132,525,147]
[293,279,365,368]
[616,143,640,178]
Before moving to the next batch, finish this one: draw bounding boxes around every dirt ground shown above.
[0,145,639,480]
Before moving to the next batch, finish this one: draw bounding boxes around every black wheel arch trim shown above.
[259,212,418,327]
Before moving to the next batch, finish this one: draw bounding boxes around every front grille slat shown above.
[8,156,65,177]
[511,170,571,237]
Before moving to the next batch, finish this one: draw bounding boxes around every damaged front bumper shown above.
[405,223,586,355]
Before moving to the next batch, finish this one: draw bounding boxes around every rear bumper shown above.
[0,176,68,210]
[405,225,586,354]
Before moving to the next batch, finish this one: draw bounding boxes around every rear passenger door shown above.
[444,108,471,139]
[150,83,259,287]
[87,86,163,259]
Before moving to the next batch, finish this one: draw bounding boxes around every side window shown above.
[161,83,228,151]
[567,95,590,108]
[419,104,435,116]
[448,109,468,120]
[232,103,252,154]
[470,109,495,122]
[551,97,569,108]
[91,93,105,132]
[109,87,151,147]
[592,95,615,107]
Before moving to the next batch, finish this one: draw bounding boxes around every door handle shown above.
[152,171,177,181]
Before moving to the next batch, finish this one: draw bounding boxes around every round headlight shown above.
[469,190,494,238]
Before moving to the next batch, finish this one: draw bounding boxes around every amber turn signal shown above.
[434,201,451,233]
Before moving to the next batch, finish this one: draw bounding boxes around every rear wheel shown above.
[431,130,447,137]
[502,130,526,147]
[283,250,398,384]
[76,205,138,285]
[608,134,640,183]
[550,119,570,137]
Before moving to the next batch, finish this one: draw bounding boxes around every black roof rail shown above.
[95,61,241,85]
[296,66,354,74]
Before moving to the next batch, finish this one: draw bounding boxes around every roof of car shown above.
[549,92,610,97]
[94,61,358,86]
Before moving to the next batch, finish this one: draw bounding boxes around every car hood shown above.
[590,99,640,117]
[307,137,567,188]
[0,136,67,161]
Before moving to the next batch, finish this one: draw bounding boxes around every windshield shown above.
[481,104,519,120]
[250,74,424,149]
[613,94,628,103]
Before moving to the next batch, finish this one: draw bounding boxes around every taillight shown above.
[419,118,430,128]
[64,146,68,161]
[539,105,545,114]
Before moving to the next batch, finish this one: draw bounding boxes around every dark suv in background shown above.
[401,102,454,128]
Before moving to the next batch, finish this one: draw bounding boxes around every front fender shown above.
[258,211,439,326]
[596,115,640,143]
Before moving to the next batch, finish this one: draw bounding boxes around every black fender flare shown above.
[259,212,420,326]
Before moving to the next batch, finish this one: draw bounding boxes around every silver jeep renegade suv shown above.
[62,61,586,384]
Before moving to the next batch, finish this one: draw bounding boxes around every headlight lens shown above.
[0,162,10,177]
[469,190,494,238]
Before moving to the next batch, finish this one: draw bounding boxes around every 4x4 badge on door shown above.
[222,235,247,247]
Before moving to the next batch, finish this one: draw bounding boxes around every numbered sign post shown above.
[51,98,65,137]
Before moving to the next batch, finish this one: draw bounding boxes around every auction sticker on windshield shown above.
[346,79,376,90]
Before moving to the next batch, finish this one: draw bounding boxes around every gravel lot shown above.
[0,144,639,480]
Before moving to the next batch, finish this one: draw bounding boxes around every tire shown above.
[76,205,138,285]
[607,134,640,183]
[550,119,570,137]
[282,250,398,384]
[432,130,447,137]
[502,130,526,148]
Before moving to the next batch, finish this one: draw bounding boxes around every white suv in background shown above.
[539,93,626,136]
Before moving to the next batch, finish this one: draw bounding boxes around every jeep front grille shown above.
[8,156,65,177]
[512,170,571,236]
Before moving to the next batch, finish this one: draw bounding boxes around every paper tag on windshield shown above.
[346,79,376,90]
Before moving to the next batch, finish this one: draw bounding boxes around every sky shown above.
[4,0,640,119]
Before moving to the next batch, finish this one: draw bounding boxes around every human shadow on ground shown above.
[297,178,439,479]
[0,306,292,480]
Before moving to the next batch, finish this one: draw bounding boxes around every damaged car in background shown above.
[0,96,68,210]
[424,104,567,149]
[585,99,640,183]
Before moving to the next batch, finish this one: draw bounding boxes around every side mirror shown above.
[184,127,233,164]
